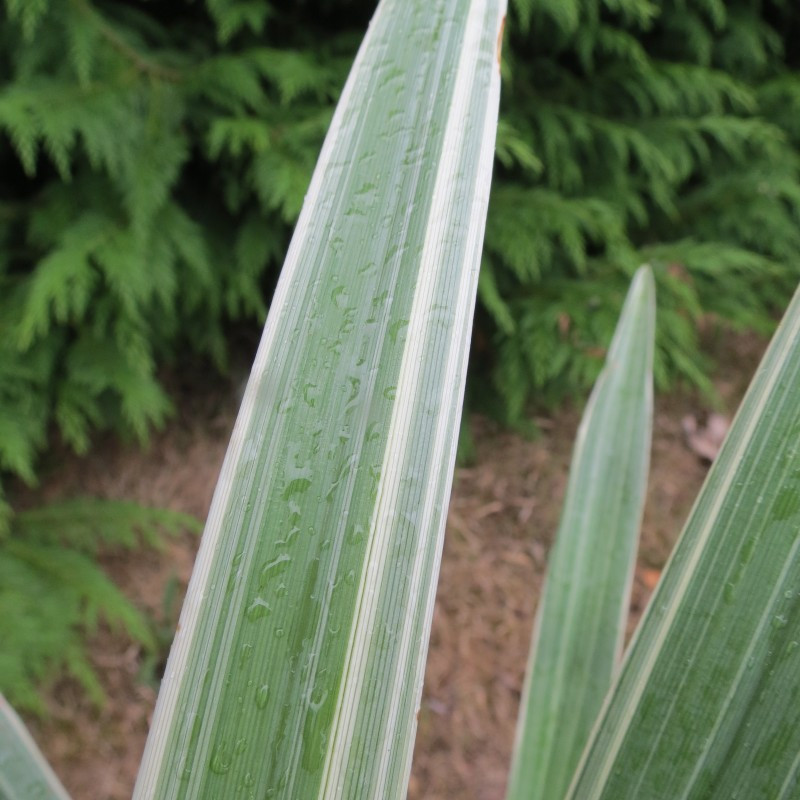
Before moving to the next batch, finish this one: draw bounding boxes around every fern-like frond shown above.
[0,499,199,713]
[207,0,271,45]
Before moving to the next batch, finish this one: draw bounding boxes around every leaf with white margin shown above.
[568,283,800,799]
[133,1,507,798]
[507,266,655,800]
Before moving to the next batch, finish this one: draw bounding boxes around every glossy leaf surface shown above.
[507,266,655,800]
[134,1,506,797]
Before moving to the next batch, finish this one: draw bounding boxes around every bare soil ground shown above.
[15,331,763,800]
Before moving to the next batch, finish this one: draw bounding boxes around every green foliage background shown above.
[2,0,799,493]
[1,0,799,706]
[485,0,800,421]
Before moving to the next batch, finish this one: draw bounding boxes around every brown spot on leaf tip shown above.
[497,15,505,67]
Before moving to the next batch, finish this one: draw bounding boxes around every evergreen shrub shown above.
[0,0,357,513]
[0,0,798,723]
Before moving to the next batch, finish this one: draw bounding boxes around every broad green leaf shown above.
[0,694,71,800]
[506,266,655,800]
[134,1,506,798]
[568,283,800,799]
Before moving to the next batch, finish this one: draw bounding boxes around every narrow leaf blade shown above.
[134,1,506,798]
[0,694,72,800]
[506,266,655,800]
[568,284,800,799]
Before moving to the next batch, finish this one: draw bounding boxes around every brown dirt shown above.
[13,331,764,800]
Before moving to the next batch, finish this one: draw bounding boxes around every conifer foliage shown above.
[484,0,800,419]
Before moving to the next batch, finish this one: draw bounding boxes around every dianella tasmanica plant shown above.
[134,1,507,798]
[508,275,800,799]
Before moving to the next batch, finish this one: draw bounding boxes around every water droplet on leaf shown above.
[209,743,232,775]
[256,684,270,709]
[246,597,272,621]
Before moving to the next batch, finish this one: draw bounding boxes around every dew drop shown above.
[308,687,330,713]
[235,737,247,755]
[302,383,318,407]
[275,526,300,547]
[225,568,241,595]
[209,743,232,775]
[259,554,292,588]
[331,285,349,308]
[256,684,270,709]
[274,627,286,639]
[239,643,253,667]
[389,319,409,344]
[346,376,361,403]
[740,536,757,564]
[187,712,202,744]
[277,397,294,415]
[246,597,272,621]
[283,477,312,500]
[348,524,365,546]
